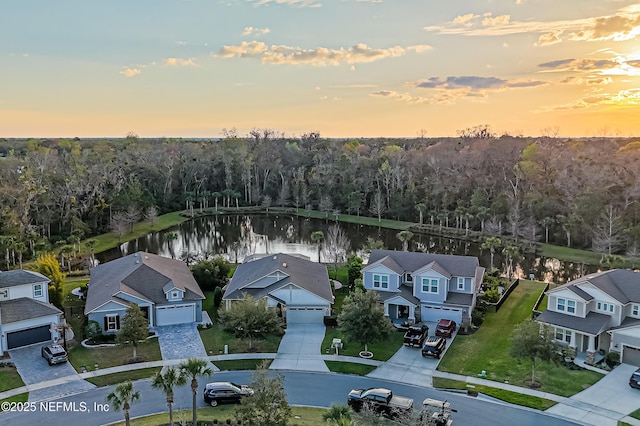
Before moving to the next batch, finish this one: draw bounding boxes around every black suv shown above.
[203,382,254,407]
[41,344,68,365]
[630,368,640,390]
[421,336,446,358]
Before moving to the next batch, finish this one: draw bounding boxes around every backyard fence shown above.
[484,278,519,313]
[531,282,550,319]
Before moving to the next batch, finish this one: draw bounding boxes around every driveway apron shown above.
[9,343,95,402]
[546,363,639,426]
[270,323,329,372]
[154,323,211,363]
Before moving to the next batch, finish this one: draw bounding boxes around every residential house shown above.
[537,269,640,365]
[84,252,205,332]
[222,253,333,324]
[362,249,485,326]
[0,270,62,352]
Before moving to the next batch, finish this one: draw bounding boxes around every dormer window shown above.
[172,291,179,299]
[633,305,639,317]
[557,298,576,314]
[33,283,44,298]
[373,274,389,289]
[457,277,465,290]
[596,302,614,313]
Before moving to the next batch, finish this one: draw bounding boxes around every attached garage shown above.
[7,325,52,350]
[286,306,326,324]
[421,305,463,324]
[155,303,195,326]
[623,345,640,366]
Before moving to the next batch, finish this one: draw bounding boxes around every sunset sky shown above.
[2,0,640,138]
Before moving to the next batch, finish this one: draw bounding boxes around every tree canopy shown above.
[116,305,149,360]
[337,288,394,354]
[218,294,283,349]
[234,361,291,426]
[510,319,558,386]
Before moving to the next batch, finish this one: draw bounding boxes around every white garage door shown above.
[156,304,195,326]
[421,305,463,324]
[623,345,640,366]
[286,307,326,324]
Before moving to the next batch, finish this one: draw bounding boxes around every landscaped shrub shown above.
[483,288,500,303]
[213,286,223,308]
[605,351,620,368]
[471,308,485,326]
[84,320,102,341]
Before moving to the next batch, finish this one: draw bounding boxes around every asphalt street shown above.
[0,371,581,426]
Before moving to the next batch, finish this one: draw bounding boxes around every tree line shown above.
[1,131,639,268]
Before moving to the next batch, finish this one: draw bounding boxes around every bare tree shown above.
[144,206,158,228]
[324,224,350,279]
[124,205,141,232]
[369,190,385,223]
[110,212,129,242]
[592,204,624,259]
[319,195,334,219]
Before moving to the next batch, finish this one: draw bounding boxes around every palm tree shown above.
[481,236,502,272]
[414,203,426,225]
[311,231,324,263]
[179,358,213,425]
[502,245,520,280]
[151,367,187,426]
[539,216,555,244]
[106,381,140,426]
[164,231,178,259]
[396,230,414,252]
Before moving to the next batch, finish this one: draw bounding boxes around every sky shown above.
[2,0,640,138]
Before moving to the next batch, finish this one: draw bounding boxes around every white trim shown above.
[373,274,389,289]
[421,277,439,293]
[457,277,464,291]
[33,283,44,298]
[113,290,152,305]
[237,269,289,290]
[556,297,577,315]
[105,314,120,331]
[87,299,131,314]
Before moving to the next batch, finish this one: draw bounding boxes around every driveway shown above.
[546,363,640,426]
[367,322,456,386]
[154,323,210,361]
[270,323,328,372]
[9,343,95,402]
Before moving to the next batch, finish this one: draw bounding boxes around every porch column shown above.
[586,334,596,364]
[408,305,415,321]
[384,303,389,317]
[568,331,577,357]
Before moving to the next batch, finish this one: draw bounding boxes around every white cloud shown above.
[218,41,268,58]
[165,57,197,66]
[120,68,141,77]
[407,44,433,53]
[369,90,430,104]
[482,14,511,26]
[242,26,271,36]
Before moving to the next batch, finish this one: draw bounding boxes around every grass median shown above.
[86,367,162,387]
[68,338,162,371]
[321,327,404,361]
[199,326,282,355]
[325,361,377,376]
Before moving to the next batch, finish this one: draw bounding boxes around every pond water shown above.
[97,214,599,283]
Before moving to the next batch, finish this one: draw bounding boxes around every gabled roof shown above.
[223,253,332,303]
[0,270,50,288]
[537,310,610,335]
[377,285,420,306]
[85,252,204,314]
[0,297,62,324]
[549,269,640,304]
[445,292,473,306]
[366,249,479,277]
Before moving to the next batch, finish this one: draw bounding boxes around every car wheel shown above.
[210,399,218,407]
[48,359,53,366]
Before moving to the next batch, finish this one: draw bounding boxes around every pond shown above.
[97,214,599,283]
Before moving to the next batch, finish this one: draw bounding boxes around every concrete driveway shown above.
[367,323,456,386]
[154,323,209,360]
[9,343,95,402]
[546,363,640,426]
[270,323,328,372]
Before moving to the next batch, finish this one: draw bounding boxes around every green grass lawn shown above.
[112,405,328,426]
[68,338,162,371]
[0,393,28,410]
[199,326,282,355]
[213,359,272,371]
[325,361,377,376]
[432,378,556,410]
[437,280,603,397]
[0,366,25,392]
[321,326,404,361]
[86,367,162,387]
[630,408,640,420]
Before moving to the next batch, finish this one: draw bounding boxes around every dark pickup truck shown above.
[403,324,429,347]
[347,388,414,418]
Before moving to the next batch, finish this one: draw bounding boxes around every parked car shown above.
[435,319,457,338]
[203,382,254,407]
[422,336,446,358]
[630,367,640,390]
[347,387,413,418]
[41,344,68,365]
[403,324,429,347]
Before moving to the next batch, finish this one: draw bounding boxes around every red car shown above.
[435,319,456,338]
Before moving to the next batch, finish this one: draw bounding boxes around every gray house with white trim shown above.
[0,270,62,352]
[537,269,640,365]
[362,250,484,326]
[85,252,205,332]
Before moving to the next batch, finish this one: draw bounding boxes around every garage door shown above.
[7,325,52,349]
[156,304,195,326]
[421,305,463,324]
[623,345,640,366]
[286,307,326,324]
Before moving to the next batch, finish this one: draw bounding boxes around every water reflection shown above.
[97,215,599,283]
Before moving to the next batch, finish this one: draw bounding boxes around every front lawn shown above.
[432,378,556,410]
[0,393,28,409]
[199,326,282,354]
[325,361,377,376]
[213,359,272,371]
[86,367,162,387]
[631,408,640,420]
[0,365,25,392]
[437,279,603,397]
[321,327,404,361]
[68,338,162,371]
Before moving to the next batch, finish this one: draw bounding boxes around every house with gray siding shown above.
[84,252,205,332]
[537,269,640,365]
[0,270,62,352]
[362,250,484,326]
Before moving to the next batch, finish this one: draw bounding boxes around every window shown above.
[596,302,615,313]
[405,273,413,283]
[567,300,576,314]
[557,298,566,311]
[171,291,179,299]
[633,305,639,317]
[457,277,465,290]
[422,278,439,293]
[105,315,120,331]
[373,274,389,289]
[555,327,572,343]
[33,284,43,298]
[557,298,576,314]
